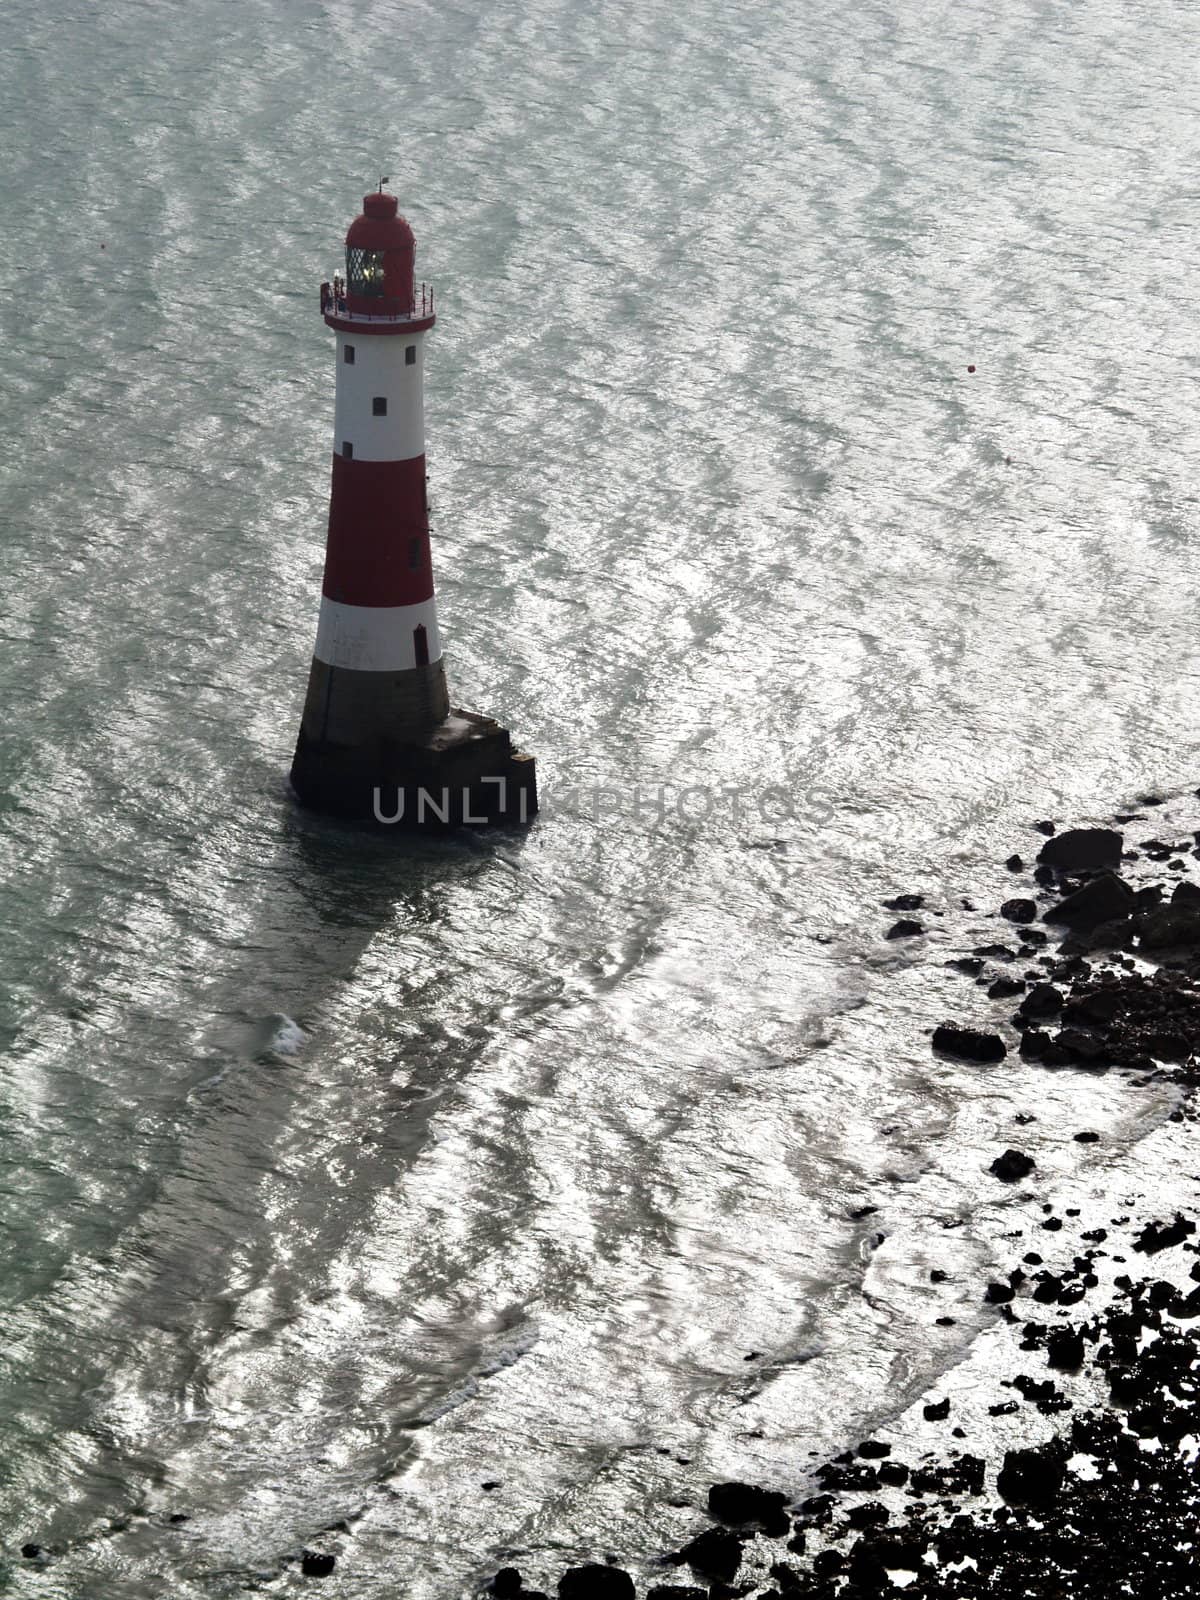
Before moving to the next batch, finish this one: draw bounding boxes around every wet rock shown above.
[815,1459,879,1491]
[1134,1215,1196,1254]
[990,1149,1035,1182]
[1172,879,1200,906]
[1034,820,1056,836]
[646,1589,706,1600]
[1047,1329,1086,1370]
[996,1442,1068,1507]
[857,1439,891,1458]
[1134,905,1200,950]
[886,918,924,939]
[973,943,1016,960]
[932,1024,1006,1062]
[877,1461,909,1486]
[491,1571,524,1599]
[845,1501,889,1530]
[675,1529,745,1584]
[707,1482,788,1534]
[20,1544,41,1559]
[300,1551,336,1578]
[558,1565,635,1600]
[1000,898,1037,924]
[1074,1130,1101,1143]
[1005,853,1024,872]
[985,1280,1015,1303]
[947,956,984,975]
[1044,872,1133,930]
[987,976,1026,999]
[923,1397,950,1421]
[1019,982,1064,1017]
[884,894,923,911]
[1037,827,1123,872]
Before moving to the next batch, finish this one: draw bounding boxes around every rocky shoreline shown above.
[482,795,1200,1600]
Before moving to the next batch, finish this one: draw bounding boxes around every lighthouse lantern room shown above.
[290,189,537,827]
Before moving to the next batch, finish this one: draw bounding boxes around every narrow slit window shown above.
[373,396,388,416]
[344,345,356,364]
[405,345,417,366]
[409,536,423,569]
[342,441,354,459]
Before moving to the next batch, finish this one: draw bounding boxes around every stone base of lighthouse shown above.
[290,708,537,828]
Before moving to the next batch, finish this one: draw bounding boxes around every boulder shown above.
[884,894,923,911]
[1043,872,1133,929]
[990,1149,1035,1182]
[1019,983,1063,1018]
[1133,905,1200,950]
[675,1529,744,1584]
[886,919,923,939]
[931,1024,1006,1062]
[1005,854,1024,872]
[558,1566,635,1600]
[923,1397,950,1421]
[996,1443,1067,1507]
[707,1482,788,1534]
[1037,828,1123,872]
[1046,1328,1086,1370]
[300,1551,336,1578]
[492,1572,524,1599]
[1172,880,1200,906]
[1000,898,1037,924]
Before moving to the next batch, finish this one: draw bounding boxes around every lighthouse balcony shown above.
[320,281,436,336]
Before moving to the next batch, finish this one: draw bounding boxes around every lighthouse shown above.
[290,189,537,826]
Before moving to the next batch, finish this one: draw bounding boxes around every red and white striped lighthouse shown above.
[290,188,536,826]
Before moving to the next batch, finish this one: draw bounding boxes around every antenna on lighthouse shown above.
[378,175,389,191]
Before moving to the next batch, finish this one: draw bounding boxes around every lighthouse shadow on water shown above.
[289,189,537,831]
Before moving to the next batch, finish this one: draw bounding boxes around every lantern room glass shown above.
[346,247,386,297]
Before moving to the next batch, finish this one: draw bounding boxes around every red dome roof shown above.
[343,190,415,314]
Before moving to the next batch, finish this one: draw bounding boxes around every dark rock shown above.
[991,1149,1035,1182]
[857,1439,891,1458]
[996,1443,1067,1507]
[947,956,984,975]
[167,1513,190,1525]
[932,1024,1006,1062]
[973,943,1016,960]
[646,1589,706,1600]
[877,1460,909,1486]
[1000,898,1037,924]
[492,1571,524,1599]
[1037,827,1123,872]
[1074,1130,1100,1143]
[1020,982,1063,1016]
[923,1397,950,1421]
[558,1565,635,1600]
[1134,905,1200,950]
[707,1482,788,1534]
[1046,1329,1086,1370]
[675,1529,744,1584]
[1034,820,1056,836]
[884,894,924,911]
[988,976,1026,999]
[1034,863,1057,886]
[1172,880,1200,905]
[985,1281,1015,1303]
[1134,1215,1196,1254]
[1044,872,1133,929]
[21,1544,41,1559]
[300,1551,336,1578]
[1005,854,1024,872]
[845,1501,889,1530]
[886,919,923,939]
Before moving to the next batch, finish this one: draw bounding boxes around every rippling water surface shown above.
[0,0,1198,1592]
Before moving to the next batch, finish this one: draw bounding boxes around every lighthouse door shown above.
[413,624,430,667]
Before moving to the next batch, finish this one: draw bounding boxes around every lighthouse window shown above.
[343,345,356,365]
[342,441,354,459]
[372,396,388,416]
[405,345,417,366]
[409,537,423,569]
[346,247,386,297]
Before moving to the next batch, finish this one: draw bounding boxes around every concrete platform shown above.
[290,707,537,827]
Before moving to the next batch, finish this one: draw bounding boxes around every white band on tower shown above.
[314,596,443,673]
